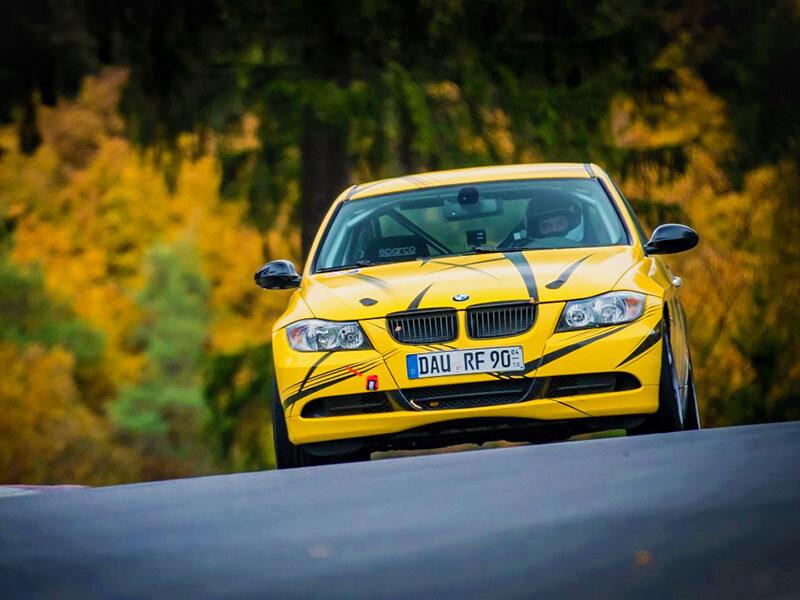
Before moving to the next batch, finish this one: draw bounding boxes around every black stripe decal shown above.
[419,342,457,351]
[554,399,593,417]
[524,322,636,373]
[350,273,394,294]
[426,259,502,280]
[503,252,538,301]
[545,254,594,289]
[284,354,387,393]
[283,348,400,401]
[432,342,456,350]
[554,327,608,346]
[293,352,395,390]
[437,256,508,269]
[616,321,663,367]
[461,256,508,267]
[282,357,388,408]
[297,352,333,394]
[407,283,434,310]
[422,256,505,268]
[583,163,596,177]
[282,371,358,409]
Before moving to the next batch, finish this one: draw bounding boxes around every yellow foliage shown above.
[2,68,296,385]
[482,107,516,163]
[611,67,791,423]
[0,342,138,485]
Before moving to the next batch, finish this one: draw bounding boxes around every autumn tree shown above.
[0,259,138,484]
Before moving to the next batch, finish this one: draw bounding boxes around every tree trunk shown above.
[19,96,41,155]
[398,100,418,174]
[300,115,350,262]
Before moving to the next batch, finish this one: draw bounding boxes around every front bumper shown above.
[275,299,664,445]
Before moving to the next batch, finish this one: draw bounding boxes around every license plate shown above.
[406,346,524,379]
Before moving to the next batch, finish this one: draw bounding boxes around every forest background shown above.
[1,1,799,483]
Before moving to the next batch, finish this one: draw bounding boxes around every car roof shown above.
[345,163,594,201]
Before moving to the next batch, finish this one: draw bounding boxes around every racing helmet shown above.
[525,191,582,239]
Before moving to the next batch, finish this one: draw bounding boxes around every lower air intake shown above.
[301,394,393,418]
[402,379,536,410]
[546,372,640,398]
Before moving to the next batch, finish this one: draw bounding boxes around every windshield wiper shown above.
[317,260,375,273]
[317,257,430,273]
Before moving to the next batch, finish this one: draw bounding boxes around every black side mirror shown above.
[644,224,699,255]
[254,260,302,290]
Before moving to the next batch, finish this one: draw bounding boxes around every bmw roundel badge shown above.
[453,293,469,302]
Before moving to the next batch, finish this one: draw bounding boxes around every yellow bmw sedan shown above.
[255,163,700,468]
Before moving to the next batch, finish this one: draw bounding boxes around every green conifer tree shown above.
[109,241,212,470]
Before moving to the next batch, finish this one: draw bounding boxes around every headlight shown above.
[286,319,371,351]
[556,291,646,332]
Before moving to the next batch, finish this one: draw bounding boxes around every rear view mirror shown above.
[442,186,501,221]
[644,224,699,255]
[254,260,302,290]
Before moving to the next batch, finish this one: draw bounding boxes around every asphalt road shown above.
[1,422,799,599]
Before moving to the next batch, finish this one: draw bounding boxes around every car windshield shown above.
[314,178,628,272]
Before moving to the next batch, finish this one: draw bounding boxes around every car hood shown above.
[301,246,641,321]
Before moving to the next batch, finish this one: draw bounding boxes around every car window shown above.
[608,176,649,245]
[314,179,629,272]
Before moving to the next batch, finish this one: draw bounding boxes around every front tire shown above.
[271,381,370,469]
[628,322,693,435]
[683,360,701,430]
[271,381,304,469]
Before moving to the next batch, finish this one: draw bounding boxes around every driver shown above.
[524,195,582,241]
